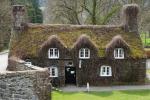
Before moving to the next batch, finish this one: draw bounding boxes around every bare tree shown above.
[44,0,121,25]
[81,0,121,25]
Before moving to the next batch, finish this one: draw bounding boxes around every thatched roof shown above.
[39,35,65,56]
[73,34,97,50]
[40,35,65,49]
[106,35,129,50]
[9,24,144,58]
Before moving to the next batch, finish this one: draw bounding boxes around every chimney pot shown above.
[122,4,139,33]
[12,5,26,30]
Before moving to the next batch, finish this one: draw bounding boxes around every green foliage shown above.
[52,90,150,100]
[140,31,150,46]
[147,69,150,74]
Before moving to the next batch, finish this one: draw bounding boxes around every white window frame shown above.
[114,48,124,59]
[49,67,58,77]
[100,65,112,77]
[79,48,90,59]
[48,48,59,59]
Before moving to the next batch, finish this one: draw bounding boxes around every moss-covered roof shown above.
[9,24,145,59]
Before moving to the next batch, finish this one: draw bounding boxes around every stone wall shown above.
[77,58,146,86]
[0,69,51,100]
[32,57,146,87]
[1,57,51,100]
[7,56,42,71]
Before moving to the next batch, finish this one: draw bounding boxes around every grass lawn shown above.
[52,90,150,100]
[147,69,150,74]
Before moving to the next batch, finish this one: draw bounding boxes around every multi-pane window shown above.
[79,48,90,59]
[49,67,58,77]
[100,66,112,76]
[48,48,59,59]
[114,48,124,59]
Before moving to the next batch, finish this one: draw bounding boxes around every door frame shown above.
[65,66,76,85]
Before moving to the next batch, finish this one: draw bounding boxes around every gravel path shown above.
[0,51,8,71]
[60,85,150,92]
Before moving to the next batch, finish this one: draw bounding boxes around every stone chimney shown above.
[122,4,139,33]
[12,5,26,30]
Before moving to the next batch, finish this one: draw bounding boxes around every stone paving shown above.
[59,85,150,92]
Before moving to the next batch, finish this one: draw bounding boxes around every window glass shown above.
[114,48,124,59]
[85,48,89,57]
[100,66,112,77]
[79,48,90,59]
[115,49,118,57]
[52,68,55,76]
[54,49,59,57]
[80,49,84,57]
[50,49,53,57]
[106,67,109,75]
[49,67,58,77]
[48,48,59,59]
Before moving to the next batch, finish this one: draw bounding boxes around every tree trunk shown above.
[92,0,97,24]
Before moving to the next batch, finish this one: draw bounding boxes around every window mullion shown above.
[105,67,107,76]
[120,49,121,57]
[88,49,89,57]
[53,49,55,57]
[118,49,119,57]
[50,68,52,76]
[118,49,119,58]
[55,68,58,77]
[84,49,85,58]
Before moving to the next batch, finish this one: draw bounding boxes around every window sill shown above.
[114,57,124,59]
[79,57,90,59]
[48,57,59,59]
[100,75,112,77]
[49,76,58,78]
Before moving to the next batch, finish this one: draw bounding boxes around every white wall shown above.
[0,51,8,71]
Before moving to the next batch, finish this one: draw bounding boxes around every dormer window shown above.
[79,48,90,59]
[114,48,124,59]
[48,48,59,59]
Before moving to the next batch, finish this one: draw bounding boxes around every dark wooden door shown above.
[65,67,76,84]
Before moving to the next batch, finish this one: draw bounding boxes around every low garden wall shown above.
[0,57,51,100]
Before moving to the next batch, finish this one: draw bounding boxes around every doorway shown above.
[65,67,76,84]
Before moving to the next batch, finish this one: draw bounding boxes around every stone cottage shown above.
[8,4,146,87]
